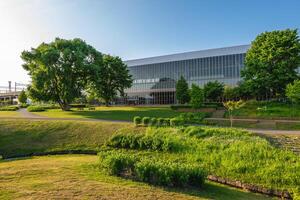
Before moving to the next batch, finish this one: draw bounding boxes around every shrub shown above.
[170,118,184,126]
[142,117,151,126]
[100,151,135,176]
[0,105,19,111]
[133,116,142,126]
[20,103,29,108]
[106,128,186,152]
[27,105,46,112]
[157,118,165,126]
[70,104,87,108]
[170,105,192,110]
[135,160,205,187]
[100,151,206,188]
[164,118,171,126]
[150,117,157,126]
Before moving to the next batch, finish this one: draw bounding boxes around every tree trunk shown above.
[229,111,233,127]
[59,102,71,111]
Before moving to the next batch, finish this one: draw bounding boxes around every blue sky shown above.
[0,0,300,85]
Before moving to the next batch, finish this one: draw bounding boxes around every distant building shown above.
[117,45,250,105]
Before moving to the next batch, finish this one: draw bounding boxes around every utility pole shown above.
[8,81,11,92]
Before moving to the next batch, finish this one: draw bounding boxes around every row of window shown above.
[126,53,246,92]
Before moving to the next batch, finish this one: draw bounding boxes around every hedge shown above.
[27,105,46,112]
[100,151,206,187]
[0,105,19,111]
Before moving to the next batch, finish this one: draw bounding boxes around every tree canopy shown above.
[190,84,204,109]
[204,81,224,102]
[242,29,300,98]
[90,55,132,106]
[176,76,190,104]
[21,38,102,110]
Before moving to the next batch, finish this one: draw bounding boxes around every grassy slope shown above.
[34,106,182,121]
[0,155,273,200]
[230,101,300,120]
[0,120,132,158]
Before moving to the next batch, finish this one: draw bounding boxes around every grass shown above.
[101,126,300,198]
[0,155,273,200]
[229,101,300,120]
[0,111,20,117]
[34,106,182,121]
[0,119,131,158]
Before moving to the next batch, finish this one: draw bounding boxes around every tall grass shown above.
[103,126,300,198]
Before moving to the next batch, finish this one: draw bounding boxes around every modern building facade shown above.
[119,45,250,105]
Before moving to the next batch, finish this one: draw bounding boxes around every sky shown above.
[0,0,300,86]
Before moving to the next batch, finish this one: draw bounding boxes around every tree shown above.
[190,84,204,109]
[286,80,300,104]
[223,86,238,100]
[175,76,190,104]
[90,55,132,106]
[223,100,245,127]
[18,90,27,104]
[21,38,102,111]
[242,29,300,98]
[204,81,224,102]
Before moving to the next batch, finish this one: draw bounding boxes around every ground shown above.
[0,155,273,200]
[0,111,20,117]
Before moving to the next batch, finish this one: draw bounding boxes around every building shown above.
[120,45,250,105]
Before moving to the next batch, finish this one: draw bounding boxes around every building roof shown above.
[125,44,250,67]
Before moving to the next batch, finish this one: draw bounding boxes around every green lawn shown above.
[34,106,182,121]
[0,155,273,200]
[0,119,131,158]
[229,101,300,120]
[0,111,20,117]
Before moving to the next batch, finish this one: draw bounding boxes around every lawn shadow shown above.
[162,180,273,200]
[66,109,181,121]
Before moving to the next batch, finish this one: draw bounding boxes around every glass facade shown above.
[117,52,247,105]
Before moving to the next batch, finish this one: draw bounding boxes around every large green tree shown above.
[203,81,224,102]
[176,76,190,104]
[190,84,204,109]
[90,55,132,106]
[242,29,300,97]
[21,38,102,110]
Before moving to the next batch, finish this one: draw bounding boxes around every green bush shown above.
[27,105,46,112]
[0,105,19,111]
[20,103,29,108]
[178,112,207,124]
[170,118,184,126]
[150,117,157,126]
[164,118,171,126]
[157,118,165,126]
[100,151,206,188]
[100,151,135,175]
[135,160,205,187]
[70,104,86,108]
[133,116,142,126]
[142,117,151,126]
[170,105,192,110]
[106,128,186,152]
